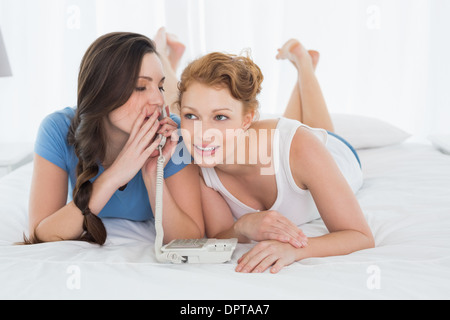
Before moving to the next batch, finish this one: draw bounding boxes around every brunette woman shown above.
[27,32,203,244]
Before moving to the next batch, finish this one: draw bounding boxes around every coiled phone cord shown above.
[154,146,185,263]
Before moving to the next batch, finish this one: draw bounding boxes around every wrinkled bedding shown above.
[1,143,449,299]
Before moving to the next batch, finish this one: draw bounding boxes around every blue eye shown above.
[184,114,198,120]
[215,115,228,121]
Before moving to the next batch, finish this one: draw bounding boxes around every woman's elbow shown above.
[363,231,376,250]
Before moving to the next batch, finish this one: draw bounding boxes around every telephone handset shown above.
[157,107,168,149]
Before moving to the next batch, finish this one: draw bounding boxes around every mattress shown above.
[0,142,449,300]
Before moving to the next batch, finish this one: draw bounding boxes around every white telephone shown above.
[154,107,237,264]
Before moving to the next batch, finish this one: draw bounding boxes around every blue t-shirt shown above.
[34,107,190,222]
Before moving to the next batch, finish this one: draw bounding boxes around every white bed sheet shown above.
[1,143,449,300]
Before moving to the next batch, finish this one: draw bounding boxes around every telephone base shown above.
[160,238,238,264]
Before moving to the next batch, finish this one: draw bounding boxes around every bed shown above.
[1,115,450,300]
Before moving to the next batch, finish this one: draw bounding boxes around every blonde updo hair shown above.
[177,51,264,118]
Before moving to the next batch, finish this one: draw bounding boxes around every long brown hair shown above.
[26,32,157,245]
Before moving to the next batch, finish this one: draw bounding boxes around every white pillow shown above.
[428,134,450,155]
[332,114,411,149]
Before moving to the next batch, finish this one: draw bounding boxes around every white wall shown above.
[0,0,449,144]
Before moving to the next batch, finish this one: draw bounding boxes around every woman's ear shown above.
[242,111,255,131]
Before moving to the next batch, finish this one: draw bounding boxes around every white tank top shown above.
[201,117,363,226]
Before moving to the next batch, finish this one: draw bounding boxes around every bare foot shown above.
[166,33,186,71]
[154,27,168,55]
[276,39,319,71]
[154,27,185,71]
[308,50,320,71]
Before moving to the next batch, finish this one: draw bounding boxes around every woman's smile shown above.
[194,144,221,157]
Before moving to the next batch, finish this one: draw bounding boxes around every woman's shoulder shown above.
[291,126,326,152]
[35,107,77,173]
[170,113,181,127]
[40,107,76,134]
[44,106,75,123]
[289,124,333,183]
[250,118,279,131]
